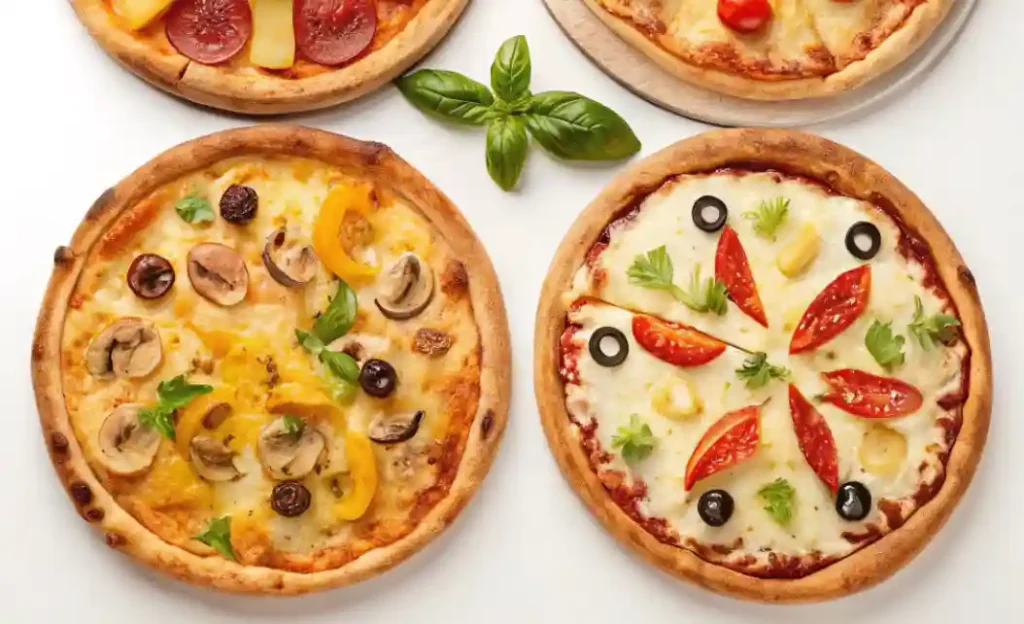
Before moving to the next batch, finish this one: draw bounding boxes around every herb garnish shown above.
[194,516,236,561]
[282,415,305,440]
[865,320,906,371]
[736,352,790,389]
[743,197,790,241]
[174,191,215,224]
[611,415,656,464]
[137,375,213,440]
[627,247,727,315]
[908,296,960,350]
[758,478,796,526]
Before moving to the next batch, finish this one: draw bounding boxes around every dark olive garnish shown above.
[271,481,311,517]
[845,222,881,260]
[836,481,872,521]
[127,254,175,299]
[368,411,424,444]
[589,327,629,367]
[692,195,728,232]
[360,359,398,398]
[697,489,734,527]
[219,184,258,224]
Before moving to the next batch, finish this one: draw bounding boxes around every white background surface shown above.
[1,1,1020,622]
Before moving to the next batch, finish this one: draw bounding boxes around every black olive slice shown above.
[360,359,398,398]
[836,481,872,521]
[845,222,881,260]
[692,195,728,233]
[588,327,629,367]
[697,489,734,527]
[271,481,311,517]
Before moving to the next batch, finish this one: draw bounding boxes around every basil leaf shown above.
[490,35,531,102]
[175,193,215,224]
[396,70,498,126]
[314,280,358,344]
[485,116,529,191]
[137,406,176,441]
[282,414,305,439]
[524,91,641,160]
[194,516,236,561]
[321,372,359,405]
[156,375,213,411]
[296,329,325,355]
[320,350,361,382]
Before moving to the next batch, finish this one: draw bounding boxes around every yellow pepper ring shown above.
[313,184,379,284]
[335,432,379,521]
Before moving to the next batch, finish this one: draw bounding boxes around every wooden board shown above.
[542,0,977,127]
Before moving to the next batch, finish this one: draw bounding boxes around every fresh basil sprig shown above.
[314,280,358,344]
[397,35,640,191]
[137,375,213,440]
[195,516,236,561]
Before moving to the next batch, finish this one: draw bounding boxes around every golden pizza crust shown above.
[32,126,511,594]
[581,0,956,100]
[534,128,991,602]
[68,0,469,114]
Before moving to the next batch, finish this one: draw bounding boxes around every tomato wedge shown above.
[684,405,760,490]
[166,0,252,65]
[717,0,773,34]
[715,225,768,327]
[820,369,924,418]
[790,265,871,354]
[632,314,727,367]
[294,0,377,66]
[789,385,838,494]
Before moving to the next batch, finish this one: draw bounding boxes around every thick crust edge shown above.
[533,128,992,602]
[32,125,511,594]
[68,0,469,114]
[580,0,956,100]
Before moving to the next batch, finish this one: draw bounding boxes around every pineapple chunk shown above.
[111,0,174,31]
[250,0,296,69]
[777,223,821,277]
[651,378,703,420]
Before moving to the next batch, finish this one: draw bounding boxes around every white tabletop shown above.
[3,1,1021,622]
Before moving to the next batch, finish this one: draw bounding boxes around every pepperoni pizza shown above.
[70,0,469,113]
[581,0,956,99]
[535,129,991,602]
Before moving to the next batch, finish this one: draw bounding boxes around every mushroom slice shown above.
[374,253,434,320]
[187,243,249,306]
[97,404,160,476]
[189,435,242,481]
[85,318,162,379]
[257,417,326,480]
[262,229,318,287]
[368,411,424,445]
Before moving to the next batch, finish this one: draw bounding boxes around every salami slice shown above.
[166,0,253,65]
[295,0,377,66]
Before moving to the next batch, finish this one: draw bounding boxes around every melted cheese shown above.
[565,173,965,570]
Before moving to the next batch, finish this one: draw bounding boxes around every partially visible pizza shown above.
[69,0,469,113]
[581,0,956,99]
[535,129,991,602]
[32,126,509,594]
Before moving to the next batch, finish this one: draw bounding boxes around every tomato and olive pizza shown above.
[70,0,469,113]
[32,126,509,594]
[535,129,990,602]
[581,0,956,99]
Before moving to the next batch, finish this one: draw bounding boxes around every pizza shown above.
[580,0,956,99]
[69,0,469,113]
[535,129,990,602]
[32,126,510,594]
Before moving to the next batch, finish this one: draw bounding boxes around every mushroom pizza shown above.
[32,126,510,594]
[69,0,470,113]
[535,129,991,602]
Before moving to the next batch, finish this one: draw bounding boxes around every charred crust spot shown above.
[480,410,495,439]
[361,142,390,167]
[86,187,115,221]
[440,260,469,297]
[70,481,93,506]
[53,246,75,265]
[824,170,840,187]
[50,432,69,456]
[105,532,127,548]
[86,508,105,522]
[958,265,976,287]
[31,338,45,362]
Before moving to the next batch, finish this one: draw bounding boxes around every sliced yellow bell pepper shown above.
[313,184,379,284]
[175,387,237,457]
[335,432,378,521]
[266,382,345,427]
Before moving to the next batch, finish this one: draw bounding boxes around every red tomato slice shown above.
[166,0,252,65]
[789,385,838,494]
[684,405,760,490]
[717,0,773,34]
[294,0,377,66]
[632,314,727,368]
[820,369,924,418]
[789,265,871,354]
[715,225,768,327]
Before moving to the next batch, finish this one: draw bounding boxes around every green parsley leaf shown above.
[908,296,961,351]
[758,478,796,526]
[611,414,656,464]
[174,192,215,224]
[743,197,790,241]
[320,350,360,382]
[865,320,906,370]
[736,352,790,389]
[194,516,236,561]
[313,280,358,344]
[282,415,305,440]
[678,264,728,315]
[626,247,727,315]
[137,375,213,440]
